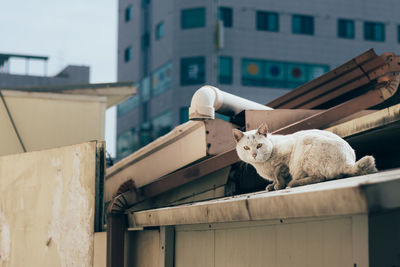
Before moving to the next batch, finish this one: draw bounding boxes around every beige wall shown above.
[0,142,97,267]
[0,90,106,156]
[174,216,368,267]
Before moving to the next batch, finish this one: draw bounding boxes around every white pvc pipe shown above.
[189,85,273,120]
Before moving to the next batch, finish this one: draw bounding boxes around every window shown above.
[398,25,400,43]
[218,56,233,84]
[181,7,206,29]
[364,21,385,42]
[152,62,173,96]
[117,128,140,158]
[141,33,150,50]
[125,5,132,22]
[124,46,132,62]
[292,15,314,35]
[256,11,279,32]
[180,57,205,85]
[155,22,164,40]
[242,58,329,88]
[152,111,173,138]
[218,7,232,28]
[117,95,140,117]
[338,19,355,39]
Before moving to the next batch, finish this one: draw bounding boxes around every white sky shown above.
[0,0,118,156]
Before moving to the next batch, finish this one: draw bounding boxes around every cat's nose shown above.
[252,153,257,159]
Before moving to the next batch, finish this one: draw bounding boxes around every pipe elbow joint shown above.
[189,85,221,120]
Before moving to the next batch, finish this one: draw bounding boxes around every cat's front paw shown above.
[274,183,286,190]
[266,184,275,191]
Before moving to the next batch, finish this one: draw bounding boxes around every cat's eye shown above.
[256,144,262,149]
[243,146,250,150]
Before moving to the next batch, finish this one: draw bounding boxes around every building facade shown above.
[116,0,400,159]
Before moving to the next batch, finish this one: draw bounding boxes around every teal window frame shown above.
[256,11,279,32]
[124,46,132,62]
[292,14,314,35]
[218,7,233,28]
[338,19,355,39]
[155,22,164,40]
[398,25,400,43]
[181,7,206,29]
[364,21,385,42]
[241,58,329,89]
[218,56,233,84]
[180,56,205,86]
[125,5,132,22]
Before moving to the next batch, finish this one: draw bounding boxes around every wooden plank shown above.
[273,86,388,135]
[267,49,377,108]
[105,121,207,202]
[245,109,321,131]
[326,103,400,139]
[129,167,230,212]
[204,119,236,155]
[139,150,238,200]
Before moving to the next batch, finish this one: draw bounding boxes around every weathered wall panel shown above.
[0,142,97,267]
[125,230,160,267]
[0,90,106,156]
[175,217,363,267]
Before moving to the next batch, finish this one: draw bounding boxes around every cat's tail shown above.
[350,156,378,176]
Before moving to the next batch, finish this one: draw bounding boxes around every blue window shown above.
[180,57,205,85]
[124,46,132,62]
[338,19,355,39]
[125,5,132,22]
[292,15,314,35]
[218,56,233,84]
[181,7,206,29]
[117,128,140,158]
[141,33,150,50]
[256,11,279,32]
[218,7,233,28]
[155,22,164,40]
[398,25,400,43]
[242,58,329,88]
[364,21,385,42]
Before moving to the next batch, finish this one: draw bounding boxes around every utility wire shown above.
[0,90,27,152]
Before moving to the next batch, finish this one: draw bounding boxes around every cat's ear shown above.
[257,123,269,137]
[232,129,244,142]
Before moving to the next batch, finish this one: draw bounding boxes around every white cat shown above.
[233,123,377,191]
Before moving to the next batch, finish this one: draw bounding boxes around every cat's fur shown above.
[233,123,377,191]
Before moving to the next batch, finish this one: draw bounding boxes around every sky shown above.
[0,0,118,156]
